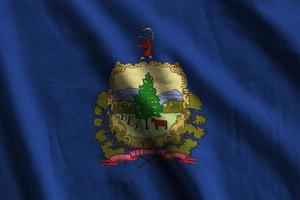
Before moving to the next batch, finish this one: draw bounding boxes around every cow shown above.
[151,118,168,129]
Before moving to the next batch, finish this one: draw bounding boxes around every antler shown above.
[142,27,154,40]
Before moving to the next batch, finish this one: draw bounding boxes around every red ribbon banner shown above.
[101,149,197,166]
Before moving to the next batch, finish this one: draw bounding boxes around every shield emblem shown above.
[94,61,206,165]
[110,61,189,147]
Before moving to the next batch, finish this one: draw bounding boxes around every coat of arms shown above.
[94,28,206,166]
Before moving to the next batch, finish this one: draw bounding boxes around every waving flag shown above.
[0,1,299,200]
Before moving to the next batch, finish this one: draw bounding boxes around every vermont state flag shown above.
[0,1,299,200]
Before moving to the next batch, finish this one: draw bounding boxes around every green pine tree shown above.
[134,72,162,129]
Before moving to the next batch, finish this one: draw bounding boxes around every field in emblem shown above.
[94,61,206,166]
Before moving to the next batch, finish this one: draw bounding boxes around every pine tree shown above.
[134,72,162,129]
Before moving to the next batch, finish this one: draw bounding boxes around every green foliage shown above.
[115,132,125,142]
[134,73,162,120]
[95,130,106,142]
[177,123,205,139]
[167,139,198,155]
[194,115,206,124]
[101,141,112,149]
[194,128,205,139]
[94,118,103,127]
[180,139,198,154]
[113,101,133,114]
[94,106,102,115]
[163,100,183,113]
[177,124,196,135]
[183,110,191,120]
[171,133,181,145]
[94,90,127,159]
[101,141,113,157]
[95,127,125,158]
[97,91,108,108]
[101,141,125,158]
[188,93,202,110]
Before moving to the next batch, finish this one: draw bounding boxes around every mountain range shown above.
[112,88,183,104]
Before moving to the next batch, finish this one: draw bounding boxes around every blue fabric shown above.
[0,0,299,199]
